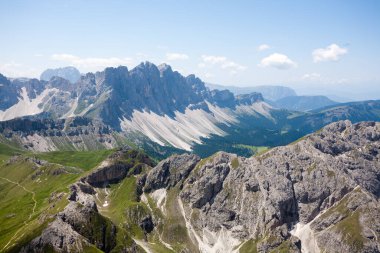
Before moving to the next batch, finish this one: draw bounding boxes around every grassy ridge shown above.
[0,147,117,252]
[34,149,114,171]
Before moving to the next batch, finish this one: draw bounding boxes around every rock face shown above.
[0,116,123,152]
[21,183,118,253]
[141,120,380,253]
[86,147,154,187]
[143,153,200,192]
[0,62,271,151]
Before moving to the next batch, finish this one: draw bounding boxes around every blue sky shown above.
[1,0,379,99]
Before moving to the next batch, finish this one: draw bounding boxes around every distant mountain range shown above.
[40,66,81,83]
[0,63,379,158]
[205,82,340,111]
[206,83,297,101]
[272,95,338,111]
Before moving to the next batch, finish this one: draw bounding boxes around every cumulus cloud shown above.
[257,44,270,51]
[259,53,297,70]
[51,54,134,70]
[199,55,246,74]
[166,53,189,61]
[312,44,347,62]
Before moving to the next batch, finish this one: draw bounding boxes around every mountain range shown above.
[1,62,380,253]
[0,63,380,159]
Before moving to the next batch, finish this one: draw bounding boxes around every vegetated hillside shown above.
[1,120,379,253]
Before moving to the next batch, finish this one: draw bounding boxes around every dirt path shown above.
[0,176,37,252]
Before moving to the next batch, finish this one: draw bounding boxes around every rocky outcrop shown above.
[143,153,200,192]
[85,147,154,187]
[21,184,118,253]
[20,218,87,253]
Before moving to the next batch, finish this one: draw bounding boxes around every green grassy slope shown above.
[0,147,117,252]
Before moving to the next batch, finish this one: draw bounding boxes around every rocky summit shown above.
[9,120,379,253]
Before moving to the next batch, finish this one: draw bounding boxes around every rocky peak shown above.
[40,66,81,84]
[158,63,172,76]
[143,153,200,192]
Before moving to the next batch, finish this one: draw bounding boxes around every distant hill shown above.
[40,66,81,83]
[205,83,297,101]
[273,95,338,111]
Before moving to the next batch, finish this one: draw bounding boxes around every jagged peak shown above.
[157,63,173,75]
[104,65,128,74]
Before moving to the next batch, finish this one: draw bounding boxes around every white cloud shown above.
[201,55,228,65]
[51,54,134,71]
[204,72,214,78]
[198,62,206,68]
[259,53,297,70]
[257,44,270,51]
[199,55,246,74]
[312,44,347,62]
[299,73,348,84]
[0,62,40,78]
[166,53,189,61]
[302,73,321,80]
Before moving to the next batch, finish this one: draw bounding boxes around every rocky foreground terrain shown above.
[16,120,380,252]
